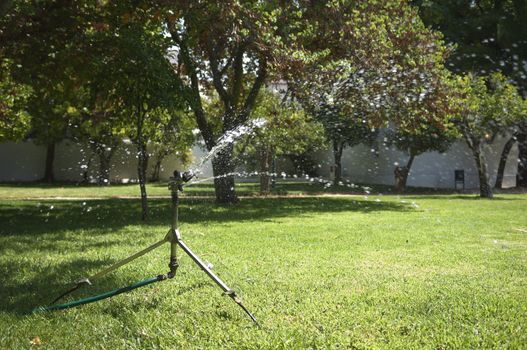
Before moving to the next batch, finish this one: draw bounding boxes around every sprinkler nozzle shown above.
[173,170,195,183]
[170,170,195,192]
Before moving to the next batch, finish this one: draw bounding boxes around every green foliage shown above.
[165,1,282,143]
[415,0,527,94]
[415,0,527,187]
[290,0,456,139]
[0,0,100,145]
[249,91,325,157]
[163,0,339,200]
[0,59,31,141]
[235,90,325,189]
[386,123,455,158]
[454,72,526,143]
[1,0,184,142]
[88,18,183,140]
[316,102,378,149]
[149,109,196,170]
[452,72,526,197]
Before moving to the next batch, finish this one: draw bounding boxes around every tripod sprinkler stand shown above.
[32,170,258,324]
[167,171,258,323]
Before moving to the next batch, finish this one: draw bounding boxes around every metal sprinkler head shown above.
[169,170,195,192]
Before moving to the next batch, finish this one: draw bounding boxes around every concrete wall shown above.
[0,141,46,182]
[314,134,518,189]
[0,135,519,188]
[0,140,192,183]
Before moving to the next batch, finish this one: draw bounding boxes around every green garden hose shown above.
[29,275,166,314]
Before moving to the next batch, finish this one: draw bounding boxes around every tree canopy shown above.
[414,0,527,187]
[453,72,526,197]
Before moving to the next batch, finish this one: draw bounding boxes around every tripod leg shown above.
[88,237,168,281]
[177,239,258,324]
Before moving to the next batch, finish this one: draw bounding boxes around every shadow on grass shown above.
[0,257,121,314]
[0,253,224,315]
[0,196,410,314]
[0,197,411,238]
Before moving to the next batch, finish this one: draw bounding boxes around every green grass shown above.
[0,181,294,199]
[0,180,479,201]
[0,180,370,199]
[0,186,526,349]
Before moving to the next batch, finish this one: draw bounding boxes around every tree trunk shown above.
[97,152,111,185]
[517,131,527,187]
[151,157,163,182]
[82,154,93,184]
[472,144,493,198]
[332,140,344,186]
[394,154,415,193]
[259,146,272,195]
[137,142,149,220]
[90,143,117,185]
[167,27,267,204]
[495,137,516,189]
[42,142,55,183]
[211,144,238,204]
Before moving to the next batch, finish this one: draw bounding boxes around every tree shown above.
[454,73,525,198]
[244,90,325,194]
[99,23,185,220]
[72,2,189,189]
[40,0,190,218]
[0,59,31,142]
[316,102,378,186]
[414,0,527,186]
[0,0,96,182]
[149,110,195,182]
[27,87,73,182]
[163,1,285,203]
[2,1,191,217]
[495,136,517,188]
[386,125,455,192]
[287,149,321,178]
[70,101,126,185]
[288,1,455,186]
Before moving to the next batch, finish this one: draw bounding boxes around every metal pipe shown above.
[177,239,258,324]
[88,238,168,281]
[177,239,232,293]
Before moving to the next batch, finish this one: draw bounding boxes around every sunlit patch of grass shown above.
[0,180,476,200]
[0,193,526,349]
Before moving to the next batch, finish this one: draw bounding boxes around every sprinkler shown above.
[30,170,258,324]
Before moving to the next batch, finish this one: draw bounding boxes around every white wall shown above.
[0,140,194,183]
[0,141,46,182]
[0,135,518,189]
[315,134,518,189]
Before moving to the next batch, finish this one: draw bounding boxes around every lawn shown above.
[0,184,526,349]
[0,181,321,199]
[0,179,456,200]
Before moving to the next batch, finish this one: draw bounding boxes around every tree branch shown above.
[230,40,249,108]
[219,57,233,76]
[167,21,215,149]
[240,57,267,123]
[209,43,233,113]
